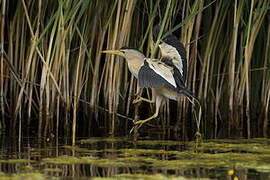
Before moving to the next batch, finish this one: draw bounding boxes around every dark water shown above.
[0,134,270,180]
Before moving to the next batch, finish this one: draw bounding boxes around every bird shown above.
[101,26,196,126]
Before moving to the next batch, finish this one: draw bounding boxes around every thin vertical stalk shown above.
[107,0,122,114]
[262,17,270,137]
[238,0,267,137]
[0,0,6,129]
[151,0,172,58]
[228,0,243,134]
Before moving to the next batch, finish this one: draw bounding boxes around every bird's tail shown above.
[178,88,199,104]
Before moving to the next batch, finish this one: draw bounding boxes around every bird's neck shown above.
[126,58,144,78]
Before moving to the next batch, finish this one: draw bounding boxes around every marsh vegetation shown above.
[0,0,269,144]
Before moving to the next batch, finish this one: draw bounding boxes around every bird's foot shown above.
[132,96,142,104]
[130,115,157,133]
[133,113,158,127]
[132,96,154,104]
[134,119,150,125]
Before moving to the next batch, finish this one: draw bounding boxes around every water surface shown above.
[0,135,270,179]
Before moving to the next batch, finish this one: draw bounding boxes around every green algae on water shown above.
[80,137,129,144]
[192,141,270,154]
[1,138,270,179]
[136,140,184,146]
[92,173,212,180]
[0,159,34,163]
[118,148,176,155]
[42,155,141,168]
[43,139,270,171]
[80,156,142,168]
[0,172,46,180]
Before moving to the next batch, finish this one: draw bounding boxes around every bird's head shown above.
[102,46,145,61]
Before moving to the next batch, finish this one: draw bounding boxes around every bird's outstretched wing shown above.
[138,58,196,100]
[153,26,187,86]
[138,59,177,90]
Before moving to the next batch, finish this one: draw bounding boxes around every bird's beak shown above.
[101,50,123,56]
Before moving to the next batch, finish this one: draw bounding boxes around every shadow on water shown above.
[0,132,270,179]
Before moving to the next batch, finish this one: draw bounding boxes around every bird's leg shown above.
[134,113,158,126]
[134,95,163,126]
[132,88,155,104]
[132,97,154,104]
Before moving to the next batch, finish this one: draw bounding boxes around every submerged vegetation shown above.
[0,0,269,140]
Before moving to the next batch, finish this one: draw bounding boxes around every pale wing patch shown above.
[159,43,183,75]
[146,58,177,88]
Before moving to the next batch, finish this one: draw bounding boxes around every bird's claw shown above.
[130,114,158,133]
[131,120,145,131]
[132,96,154,104]
[132,96,142,104]
[130,120,145,133]
[133,114,157,126]
[134,119,149,125]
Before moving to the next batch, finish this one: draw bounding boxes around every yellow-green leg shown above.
[133,88,156,104]
[132,96,154,104]
[133,95,163,126]
[134,113,158,125]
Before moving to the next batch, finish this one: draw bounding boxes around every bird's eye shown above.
[120,50,125,54]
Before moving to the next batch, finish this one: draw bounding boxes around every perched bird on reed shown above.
[102,26,196,126]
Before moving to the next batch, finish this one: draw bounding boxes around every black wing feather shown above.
[139,60,197,100]
[151,26,197,100]
[160,57,185,89]
[138,61,175,89]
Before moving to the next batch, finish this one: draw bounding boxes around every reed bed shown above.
[0,0,269,141]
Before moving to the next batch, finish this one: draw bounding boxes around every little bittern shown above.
[102,26,196,126]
